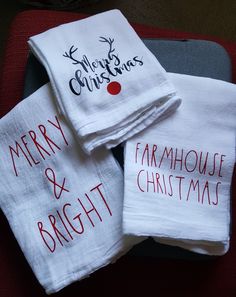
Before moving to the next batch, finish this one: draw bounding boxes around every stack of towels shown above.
[0,9,235,294]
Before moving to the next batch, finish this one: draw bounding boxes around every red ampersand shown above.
[45,167,70,199]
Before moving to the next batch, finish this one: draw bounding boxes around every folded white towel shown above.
[28,9,181,153]
[0,84,139,294]
[123,73,236,255]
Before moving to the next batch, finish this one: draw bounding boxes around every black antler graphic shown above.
[99,37,115,60]
[63,45,79,64]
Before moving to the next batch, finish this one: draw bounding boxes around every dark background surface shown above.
[1,0,236,66]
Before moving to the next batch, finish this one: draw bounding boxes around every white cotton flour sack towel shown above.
[28,9,181,154]
[123,73,236,256]
[0,84,139,294]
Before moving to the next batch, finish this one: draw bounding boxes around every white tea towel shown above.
[28,9,181,153]
[0,84,140,294]
[123,73,236,256]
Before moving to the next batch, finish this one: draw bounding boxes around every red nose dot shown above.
[107,81,121,95]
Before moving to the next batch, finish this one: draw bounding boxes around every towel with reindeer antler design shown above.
[28,9,181,154]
